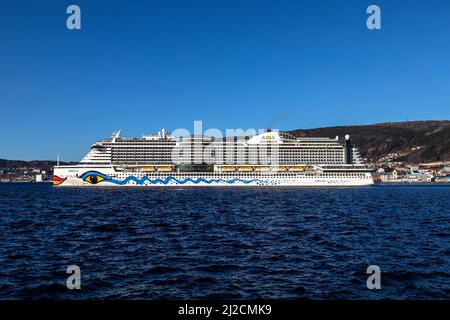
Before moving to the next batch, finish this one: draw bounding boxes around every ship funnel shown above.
[344,134,353,164]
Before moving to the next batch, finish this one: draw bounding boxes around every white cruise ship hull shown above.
[53,166,374,187]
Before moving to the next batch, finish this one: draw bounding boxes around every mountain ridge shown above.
[1,120,450,165]
[288,120,450,163]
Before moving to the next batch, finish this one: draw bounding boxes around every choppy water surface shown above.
[0,183,449,299]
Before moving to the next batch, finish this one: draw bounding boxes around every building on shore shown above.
[405,172,433,183]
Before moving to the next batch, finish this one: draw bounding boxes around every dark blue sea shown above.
[0,183,449,299]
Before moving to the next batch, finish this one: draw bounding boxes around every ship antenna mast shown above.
[112,129,122,143]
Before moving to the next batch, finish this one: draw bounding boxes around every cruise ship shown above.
[53,129,374,187]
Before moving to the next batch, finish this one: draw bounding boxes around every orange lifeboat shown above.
[237,166,253,171]
[289,166,304,171]
[140,166,156,172]
[157,166,173,171]
[221,166,236,171]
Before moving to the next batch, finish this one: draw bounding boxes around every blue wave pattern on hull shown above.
[111,176,264,185]
[80,171,264,185]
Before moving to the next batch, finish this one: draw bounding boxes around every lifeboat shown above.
[273,166,287,171]
[221,166,236,171]
[255,166,270,171]
[289,166,304,171]
[237,166,253,171]
[140,166,155,172]
[157,166,173,171]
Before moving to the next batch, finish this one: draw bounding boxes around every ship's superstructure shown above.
[53,129,374,186]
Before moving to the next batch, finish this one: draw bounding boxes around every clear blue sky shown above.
[1,0,450,160]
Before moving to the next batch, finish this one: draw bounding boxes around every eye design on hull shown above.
[80,171,110,185]
[84,175,105,184]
